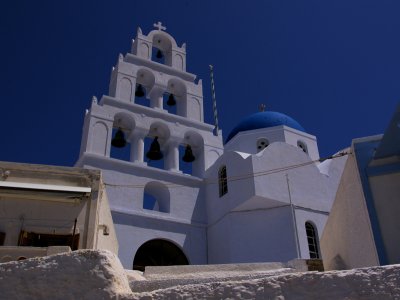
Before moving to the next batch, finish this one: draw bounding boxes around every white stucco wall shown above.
[95,188,119,255]
[112,212,207,268]
[320,154,379,270]
[225,126,319,161]
[208,206,298,264]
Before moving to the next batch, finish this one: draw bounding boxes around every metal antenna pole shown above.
[209,65,219,136]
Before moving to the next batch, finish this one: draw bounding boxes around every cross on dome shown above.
[153,21,166,31]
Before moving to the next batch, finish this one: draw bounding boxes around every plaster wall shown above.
[252,143,331,212]
[100,168,205,223]
[224,127,286,154]
[80,161,207,268]
[208,206,298,264]
[225,126,319,161]
[205,151,254,224]
[369,171,400,264]
[320,154,379,270]
[112,211,206,268]
[283,129,319,161]
[317,154,349,208]
[294,208,328,259]
[95,188,119,254]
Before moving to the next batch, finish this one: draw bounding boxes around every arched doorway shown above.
[133,239,189,271]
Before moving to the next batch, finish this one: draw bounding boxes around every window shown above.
[305,222,320,259]
[257,138,269,152]
[218,166,228,197]
[297,141,308,153]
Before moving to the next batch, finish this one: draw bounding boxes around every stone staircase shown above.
[127,259,324,293]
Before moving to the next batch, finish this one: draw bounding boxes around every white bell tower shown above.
[76,23,223,268]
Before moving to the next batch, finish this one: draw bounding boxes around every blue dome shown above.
[226,111,305,143]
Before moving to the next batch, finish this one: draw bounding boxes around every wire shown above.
[103,151,350,189]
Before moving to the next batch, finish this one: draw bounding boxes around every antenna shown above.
[209,65,219,136]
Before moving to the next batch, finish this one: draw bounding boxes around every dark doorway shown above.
[133,239,189,271]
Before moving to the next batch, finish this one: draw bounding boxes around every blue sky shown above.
[1,1,399,166]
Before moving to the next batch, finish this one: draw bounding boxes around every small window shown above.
[297,141,308,153]
[257,138,269,152]
[218,166,228,197]
[305,222,320,259]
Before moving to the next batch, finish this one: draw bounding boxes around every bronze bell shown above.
[135,84,145,97]
[156,49,163,59]
[182,145,195,163]
[167,93,176,106]
[146,137,163,161]
[111,128,127,148]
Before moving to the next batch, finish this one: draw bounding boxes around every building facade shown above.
[76,23,347,269]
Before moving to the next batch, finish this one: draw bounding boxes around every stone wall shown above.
[0,250,399,299]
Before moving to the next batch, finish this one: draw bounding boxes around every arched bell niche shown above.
[110,112,135,162]
[150,32,173,66]
[166,77,187,117]
[134,68,155,107]
[144,122,170,170]
[181,131,204,177]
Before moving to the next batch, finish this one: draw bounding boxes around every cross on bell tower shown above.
[153,21,166,31]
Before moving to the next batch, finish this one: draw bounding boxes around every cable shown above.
[103,151,350,189]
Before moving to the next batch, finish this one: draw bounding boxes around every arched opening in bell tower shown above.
[166,78,187,117]
[134,68,155,107]
[150,33,173,66]
[179,144,193,175]
[110,113,135,162]
[180,131,205,177]
[133,239,189,271]
[162,92,177,115]
[144,122,170,170]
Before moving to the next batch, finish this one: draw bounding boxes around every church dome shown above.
[226,111,305,143]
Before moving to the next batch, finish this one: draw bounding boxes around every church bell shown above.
[135,84,145,97]
[111,128,127,148]
[146,136,163,161]
[167,93,176,106]
[182,145,195,163]
[156,49,163,59]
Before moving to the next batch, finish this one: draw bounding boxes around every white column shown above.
[166,141,180,172]
[149,86,164,109]
[129,130,146,164]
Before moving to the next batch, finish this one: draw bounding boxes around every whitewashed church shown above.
[75,23,347,270]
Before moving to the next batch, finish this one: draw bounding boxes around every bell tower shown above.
[76,23,223,268]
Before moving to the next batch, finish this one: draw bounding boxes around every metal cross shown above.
[259,104,266,112]
[153,21,166,31]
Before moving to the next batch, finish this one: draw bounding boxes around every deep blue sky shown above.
[1,1,399,166]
